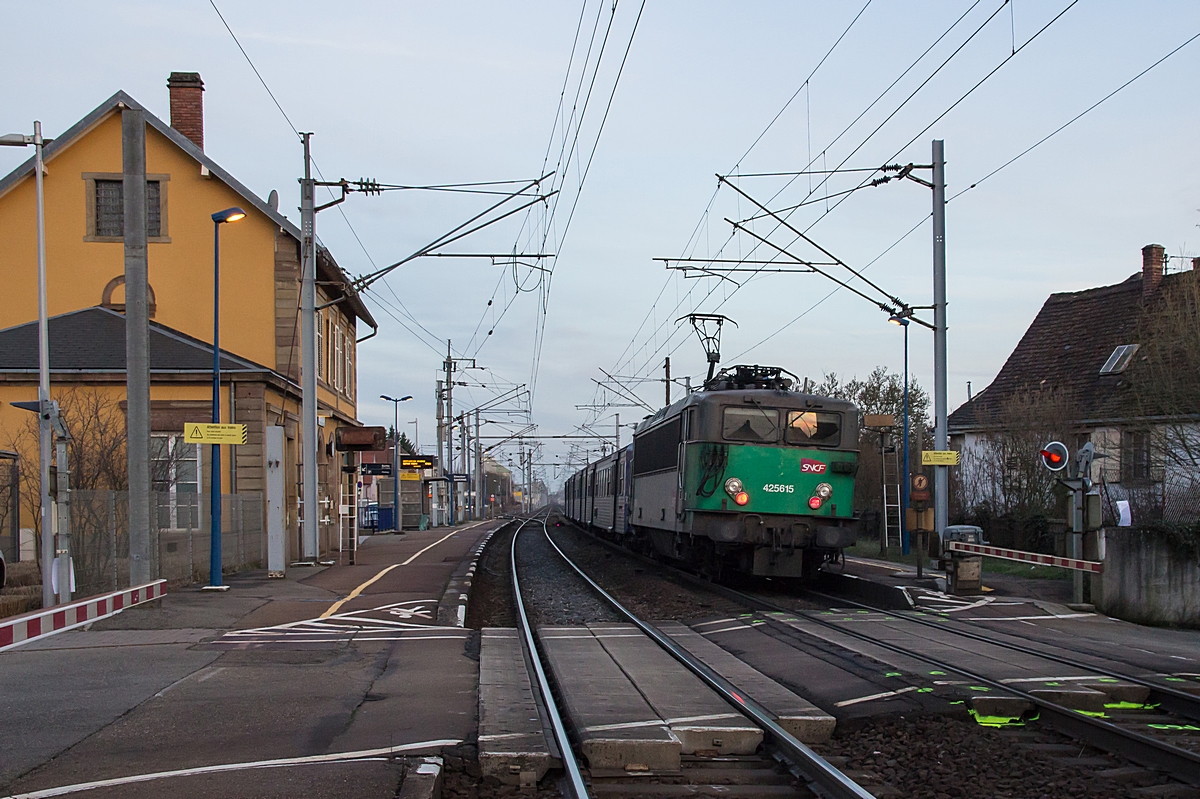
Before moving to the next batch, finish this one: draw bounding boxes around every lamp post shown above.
[2,124,57,607]
[381,394,412,532]
[889,313,911,556]
[208,207,246,589]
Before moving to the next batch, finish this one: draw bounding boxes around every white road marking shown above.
[966,613,1093,621]
[835,686,921,707]
[700,625,753,635]
[1,739,462,798]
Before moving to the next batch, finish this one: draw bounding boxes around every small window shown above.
[1121,429,1153,482]
[151,434,200,529]
[722,406,779,443]
[93,179,163,237]
[1100,344,1139,375]
[785,411,841,447]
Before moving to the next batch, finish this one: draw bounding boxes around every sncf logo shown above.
[800,458,827,474]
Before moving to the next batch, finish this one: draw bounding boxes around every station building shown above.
[0,72,376,571]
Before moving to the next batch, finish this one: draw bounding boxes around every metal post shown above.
[300,134,318,560]
[435,380,444,526]
[1072,489,1084,604]
[474,411,482,518]
[444,342,455,526]
[123,109,153,589]
[30,121,54,609]
[615,413,620,449]
[53,422,71,603]
[460,413,468,520]
[901,321,910,556]
[209,221,224,586]
[932,139,949,540]
[664,357,671,407]
[392,402,400,532]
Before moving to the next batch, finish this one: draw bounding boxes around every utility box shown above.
[947,554,982,595]
[942,524,984,595]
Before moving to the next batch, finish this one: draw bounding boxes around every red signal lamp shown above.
[1039,441,1069,472]
[808,496,823,510]
[734,491,750,506]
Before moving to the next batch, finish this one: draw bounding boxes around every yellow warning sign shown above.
[921,450,960,466]
[400,470,421,481]
[184,422,247,445]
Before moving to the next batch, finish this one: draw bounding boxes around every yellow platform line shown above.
[318,523,484,618]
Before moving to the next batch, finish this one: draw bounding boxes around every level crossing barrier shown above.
[946,541,1103,573]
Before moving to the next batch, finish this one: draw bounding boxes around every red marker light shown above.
[734,491,750,506]
[808,496,823,510]
[1040,449,1063,464]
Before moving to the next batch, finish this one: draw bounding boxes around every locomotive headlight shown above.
[815,482,833,499]
[734,491,750,506]
[724,477,744,496]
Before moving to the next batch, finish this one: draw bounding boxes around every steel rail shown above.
[551,517,1200,787]
[801,587,1200,724]
[748,599,1200,786]
[538,518,876,799]
[510,514,590,799]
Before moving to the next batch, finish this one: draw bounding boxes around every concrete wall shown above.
[1096,528,1200,628]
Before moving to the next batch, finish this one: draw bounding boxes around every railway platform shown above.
[0,520,504,799]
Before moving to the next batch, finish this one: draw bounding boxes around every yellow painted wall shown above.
[0,111,279,368]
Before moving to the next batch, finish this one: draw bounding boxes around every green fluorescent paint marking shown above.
[1044,682,1062,686]
[949,700,965,705]
[969,686,991,692]
[1148,723,1200,731]
[1165,677,1186,682]
[1096,677,1119,683]
[1105,701,1153,710]
[967,708,1025,728]
[929,671,947,676]
[917,688,934,693]
[1074,710,1107,718]
[857,610,869,614]
[885,672,902,678]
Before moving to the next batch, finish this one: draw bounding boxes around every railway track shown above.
[508,513,875,799]
[549,514,1200,791]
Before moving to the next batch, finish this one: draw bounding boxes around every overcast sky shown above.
[4,1,1199,486]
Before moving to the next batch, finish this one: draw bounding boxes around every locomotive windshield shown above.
[785,410,841,446]
[722,407,779,442]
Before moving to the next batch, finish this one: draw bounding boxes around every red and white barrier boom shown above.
[0,580,166,652]
[946,541,1103,574]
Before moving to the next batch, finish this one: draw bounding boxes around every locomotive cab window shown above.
[723,407,779,443]
[785,410,841,447]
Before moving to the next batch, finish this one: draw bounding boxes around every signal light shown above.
[1039,441,1069,472]
[734,491,749,506]
[808,496,823,510]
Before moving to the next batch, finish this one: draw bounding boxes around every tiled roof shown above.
[0,307,271,375]
[948,270,1194,432]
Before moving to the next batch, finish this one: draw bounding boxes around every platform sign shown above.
[400,471,421,481]
[361,463,392,476]
[401,456,435,469]
[184,422,247,445]
[921,450,960,466]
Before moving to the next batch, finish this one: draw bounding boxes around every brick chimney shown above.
[167,72,204,150]
[1142,243,1165,299]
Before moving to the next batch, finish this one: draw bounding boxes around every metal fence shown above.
[70,491,264,595]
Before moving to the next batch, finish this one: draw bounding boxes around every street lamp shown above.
[2,123,56,607]
[207,207,245,589]
[381,394,412,532]
[888,313,911,556]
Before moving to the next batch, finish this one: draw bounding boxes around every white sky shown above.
[3,1,1199,486]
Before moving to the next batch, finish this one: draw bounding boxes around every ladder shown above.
[881,439,903,550]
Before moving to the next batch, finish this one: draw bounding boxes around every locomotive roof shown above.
[632,388,858,435]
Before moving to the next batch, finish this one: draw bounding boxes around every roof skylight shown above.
[1100,344,1139,375]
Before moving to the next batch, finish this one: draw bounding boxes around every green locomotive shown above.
[566,365,861,579]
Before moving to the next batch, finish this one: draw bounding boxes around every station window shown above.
[785,411,841,447]
[151,434,200,529]
[87,175,167,240]
[722,407,779,443]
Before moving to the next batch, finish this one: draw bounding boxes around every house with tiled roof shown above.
[948,244,1199,524]
[0,73,377,572]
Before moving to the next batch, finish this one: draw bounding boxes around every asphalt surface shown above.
[0,520,502,799]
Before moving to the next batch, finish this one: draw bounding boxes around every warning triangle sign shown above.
[185,424,204,441]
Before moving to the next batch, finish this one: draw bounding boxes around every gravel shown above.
[515,520,620,627]
[465,522,518,629]
[813,715,1170,798]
